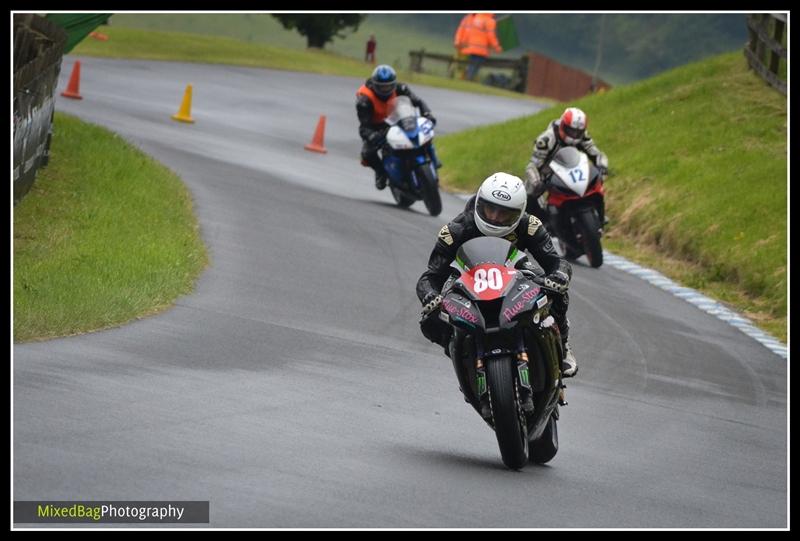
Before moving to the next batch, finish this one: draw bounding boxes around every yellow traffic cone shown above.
[171,84,195,123]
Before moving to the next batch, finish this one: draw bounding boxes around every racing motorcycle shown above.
[540,146,606,268]
[432,236,566,470]
[380,96,442,216]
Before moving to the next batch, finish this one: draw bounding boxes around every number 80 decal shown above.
[473,267,504,293]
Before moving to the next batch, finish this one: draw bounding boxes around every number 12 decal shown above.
[569,168,585,183]
[473,267,504,293]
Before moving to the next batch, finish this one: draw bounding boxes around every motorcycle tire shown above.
[486,356,529,470]
[528,414,558,464]
[416,164,442,217]
[577,210,603,268]
[390,186,415,208]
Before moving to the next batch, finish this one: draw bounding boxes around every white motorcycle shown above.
[541,147,606,268]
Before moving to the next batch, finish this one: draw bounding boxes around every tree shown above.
[272,14,366,49]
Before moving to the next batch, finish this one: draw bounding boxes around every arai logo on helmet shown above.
[492,190,511,201]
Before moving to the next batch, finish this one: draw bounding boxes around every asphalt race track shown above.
[13,57,787,528]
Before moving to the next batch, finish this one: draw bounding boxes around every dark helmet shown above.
[371,64,397,100]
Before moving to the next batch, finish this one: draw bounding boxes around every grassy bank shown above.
[108,13,457,75]
[72,26,535,100]
[13,113,208,342]
[436,51,787,341]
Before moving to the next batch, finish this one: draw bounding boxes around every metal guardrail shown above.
[744,13,787,95]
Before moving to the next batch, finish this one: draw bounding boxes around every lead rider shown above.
[416,172,578,377]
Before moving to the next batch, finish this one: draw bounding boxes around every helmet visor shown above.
[374,81,396,97]
[561,124,584,140]
[476,198,521,228]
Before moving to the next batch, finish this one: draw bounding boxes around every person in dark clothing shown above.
[416,172,578,377]
[365,34,376,63]
[356,64,439,190]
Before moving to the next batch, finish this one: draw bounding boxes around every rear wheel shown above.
[486,357,528,470]
[529,414,558,464]
[577,210,603,267]
[416,165,442,217]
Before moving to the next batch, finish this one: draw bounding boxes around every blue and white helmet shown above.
[474,172,527,237]
[371,64,397,99]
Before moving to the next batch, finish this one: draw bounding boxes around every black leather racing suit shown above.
[416,196,573,348]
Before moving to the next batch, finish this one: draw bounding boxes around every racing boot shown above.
[561,340,578,378]
[374,171,387,190]
[363,148,388,190]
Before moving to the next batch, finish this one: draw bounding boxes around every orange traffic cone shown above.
[89,31,109,41]
[304,115,328,153]
[61,61,83,100]
[171,84,195,123]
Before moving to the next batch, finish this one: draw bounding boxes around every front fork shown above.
[427,141,442,169]
[473,327,568,417]
[475,335,534,418]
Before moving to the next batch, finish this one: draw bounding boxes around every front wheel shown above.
[486,357,528,470]
[390,186,414,208]
[576,210,603,268]
[416,164,442,217]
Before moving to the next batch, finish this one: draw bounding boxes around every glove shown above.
[367,130,385,148]
[420,291,443,319]
[544,270,570,294]
[517,259,543,279]
[423,112,437,126]
[596,154,609,177]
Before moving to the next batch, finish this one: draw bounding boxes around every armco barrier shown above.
[13,14,68,204]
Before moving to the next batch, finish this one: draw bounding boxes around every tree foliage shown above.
[272,14,366,49]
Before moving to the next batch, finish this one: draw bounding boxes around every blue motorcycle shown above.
[380,96,442,216]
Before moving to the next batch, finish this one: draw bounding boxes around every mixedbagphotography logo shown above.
[14,501,210,524]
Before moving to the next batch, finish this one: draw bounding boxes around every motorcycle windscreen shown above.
[455,236,516,269]
[384,95,417,125]
[549,147,591,197]
[454,237,518,300]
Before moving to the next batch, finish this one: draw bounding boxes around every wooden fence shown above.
[408,49,528,91]
[744,13,787,95]
[408,49,610,101]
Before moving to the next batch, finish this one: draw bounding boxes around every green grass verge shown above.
[73,26,537,100]
[436,51,787,342]
[108,13,457,74]
[13,112,208,342]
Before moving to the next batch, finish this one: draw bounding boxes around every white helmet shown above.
[474,172,527,237]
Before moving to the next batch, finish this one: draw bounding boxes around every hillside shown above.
[435,51,787,340]
[108,13,747,85]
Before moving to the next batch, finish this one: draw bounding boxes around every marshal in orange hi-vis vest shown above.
[460,13,501,58]
[356,85,397,124]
